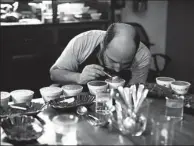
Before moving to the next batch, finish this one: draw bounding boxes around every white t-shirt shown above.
[51,30,151,84]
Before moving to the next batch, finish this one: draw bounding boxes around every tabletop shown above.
[1,97,194,145]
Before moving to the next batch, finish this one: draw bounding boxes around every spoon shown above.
[103,70,120,82]
[112,76,119,80]
[110,89,138,130]
[76,105,88,116]
[103,71,112,78]
[76,106,99,121]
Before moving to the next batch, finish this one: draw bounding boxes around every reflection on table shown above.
[1,97,194,145]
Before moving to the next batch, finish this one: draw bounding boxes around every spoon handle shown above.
[110,89,127,109]
[118,86,130,108]
[134,89,149,113]
[103,71,112,78]
[10,105,27,110]
[87,114,99,121]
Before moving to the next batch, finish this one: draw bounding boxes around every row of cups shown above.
[41,78,125,102]
[0,90,34,109]
[2,76,189,108]
[0,85,81,109]
[0,84,84,109]
[156,77,191,95]
[0,78,126,108]
[40,85,83,102]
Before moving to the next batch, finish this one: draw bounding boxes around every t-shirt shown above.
[50,30,151,85]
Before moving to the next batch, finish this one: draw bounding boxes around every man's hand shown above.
[78,64,105,84]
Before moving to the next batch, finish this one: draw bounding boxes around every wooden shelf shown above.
[1,20,109,93]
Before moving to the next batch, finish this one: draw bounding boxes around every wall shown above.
[165,0,194,91]
[121,0,168,69]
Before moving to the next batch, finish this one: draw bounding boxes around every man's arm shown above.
[50,67,81,85]
[50,64,105,85]
[50,35,82,84]
[50,31,105,85]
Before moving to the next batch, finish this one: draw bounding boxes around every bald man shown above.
[50,23,151,87]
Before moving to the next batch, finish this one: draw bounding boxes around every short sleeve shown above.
[129,42,152,84]
[51,36,82,71]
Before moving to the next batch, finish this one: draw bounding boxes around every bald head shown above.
[113,23,137,38]
[103,23,140,64]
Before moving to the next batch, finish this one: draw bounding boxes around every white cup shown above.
[40,86,63,102]
[61,85,83,97]
[10,89,34,104]
[0,91,10,108]
[105,78,125,89]
[87,81,108,95]
[156,77,175,88]
[170,81,191,95]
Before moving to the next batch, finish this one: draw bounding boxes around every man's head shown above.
[101,23,140,72]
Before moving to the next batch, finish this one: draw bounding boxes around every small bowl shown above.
[1,115,44,141]
[10,89,34,104]
[156,77,175,88]
[40,86,63,102]
[87,80,108,95]
[0,91,10,108]
[90,13,102,20]
[62,84,83,96]
[81,6,90,13]
[105,78,126,89]
[170,81,191,95]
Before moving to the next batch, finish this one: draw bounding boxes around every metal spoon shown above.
[110,89,138,130]
[112,76,119,80]
[103,71,119,81]
[76,106,88,116]
[103,71,112,78]
[76,106,99,121]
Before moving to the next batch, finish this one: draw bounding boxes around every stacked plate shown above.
[0,102,46,118]
[49,92,95,110]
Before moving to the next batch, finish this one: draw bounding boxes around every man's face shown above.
[103,36,136,73]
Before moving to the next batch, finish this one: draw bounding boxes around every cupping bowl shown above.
[0,91,10,108]
[10,89,34,104]
[40,86,63,102]
[156,77,175,88]
[170,81,191,95]
[1,115,44,141]
[87,80,108,95]
[105,78,125,89]
[62,84,83,96]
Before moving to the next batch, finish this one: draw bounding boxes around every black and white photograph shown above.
[1,0,194,145]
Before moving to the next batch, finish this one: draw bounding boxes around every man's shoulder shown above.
[133,42,151,68]
[75,30,106,40]
[71,30,105,64]
[71,30,106,48]
[136,42,151,59]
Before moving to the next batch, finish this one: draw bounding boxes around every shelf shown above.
[1,19,109,27]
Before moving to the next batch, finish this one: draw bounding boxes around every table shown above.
[1,97,194,145]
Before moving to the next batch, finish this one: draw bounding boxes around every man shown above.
[50,23,151,87]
